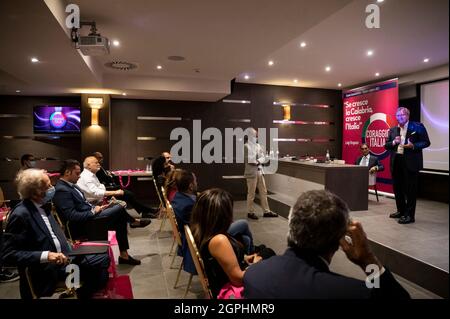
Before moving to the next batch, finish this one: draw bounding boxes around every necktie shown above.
[41,204,71,253]
[40,202,52,215]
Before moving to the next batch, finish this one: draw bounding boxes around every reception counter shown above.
[265,159,369,212]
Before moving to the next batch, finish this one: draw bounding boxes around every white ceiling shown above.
[0,0,448,101]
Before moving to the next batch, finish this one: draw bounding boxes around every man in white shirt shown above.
[77,156,124,204]
[244,128,278,220]
[3,169,109,298]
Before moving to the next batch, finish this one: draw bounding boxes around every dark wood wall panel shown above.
[111,83,342,197]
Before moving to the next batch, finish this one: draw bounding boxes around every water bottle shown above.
[326,149,330,162]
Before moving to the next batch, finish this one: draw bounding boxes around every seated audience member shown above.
[243,190,410,299]
[92,152,118,190]
[164,168,182,202]
[2,169,109,298]
[162,151,175,170]
[172,170,255,255]
[152,155,172,188]
[190,188,269,298]
[79,155,156,217]
[53,159,149,265]
[19,154,36,171]
[151,155,173,202]
[355,143,384,174]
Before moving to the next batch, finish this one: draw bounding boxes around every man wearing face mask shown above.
[19,154,36,171]
[2,169,110,299]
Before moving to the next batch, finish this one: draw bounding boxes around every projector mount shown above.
[70,21,101,47]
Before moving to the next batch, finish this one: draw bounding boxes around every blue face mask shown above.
[29,161,36,168]
[43,186,55,203]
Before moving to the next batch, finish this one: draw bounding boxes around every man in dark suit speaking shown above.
[385,107,430,224]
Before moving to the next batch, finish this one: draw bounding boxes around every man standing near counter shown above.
[244,128,278,220]
[385,107,430,224]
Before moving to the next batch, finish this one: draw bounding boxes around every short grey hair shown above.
[83,156,96,168]
[396,107,410,116]
[15,169,47,199]
[287,190,349,255]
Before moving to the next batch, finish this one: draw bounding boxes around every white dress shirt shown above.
[244,141,267,177]
[32,201,62,263]
[77,169,106,203]
[359,154,371,167]
[396,121,409,155]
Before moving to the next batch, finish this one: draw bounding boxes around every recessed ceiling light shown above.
[31,57,39,63]
[423,58,430,63]
[338,83,342,87]
[377,0,384,3]
[122,92,127,96]
[16,90,21,93]
[325,66,331,72]
[375,72,380,77]
[156,65,163,70]
[244,75,250,80]
[112,40,120,47]
[300,42,307,48]
[293,79,298,83]
[268,60,274,66]
[367,50,374,56]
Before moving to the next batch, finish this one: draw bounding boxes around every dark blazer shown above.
[243,248,410,299]
[53,179,96,239]
[355,154,384,171]
[171,192,196,233]
[385,122,431,172]
[96,166,119,190]
[2,199,71,298]
[170,191,196,274]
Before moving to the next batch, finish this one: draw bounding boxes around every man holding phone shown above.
[385,107,430,224]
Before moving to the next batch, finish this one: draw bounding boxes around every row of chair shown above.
[152,178,212,299]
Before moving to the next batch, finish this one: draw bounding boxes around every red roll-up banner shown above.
[342,79,399,193]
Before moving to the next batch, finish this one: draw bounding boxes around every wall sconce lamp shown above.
[91,108,99,126]
[87,97,103,126]
[282,104,291,121]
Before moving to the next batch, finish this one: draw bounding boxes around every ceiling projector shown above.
[78,35,110,56]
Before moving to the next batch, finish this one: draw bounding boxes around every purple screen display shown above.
[33,106,81,133]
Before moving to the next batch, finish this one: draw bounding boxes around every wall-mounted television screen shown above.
[33,106,81,133]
